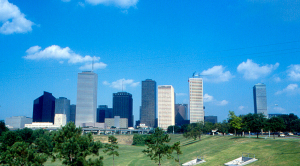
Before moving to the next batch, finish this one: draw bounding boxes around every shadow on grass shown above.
[275,152,300,155]
[181,139,201,146]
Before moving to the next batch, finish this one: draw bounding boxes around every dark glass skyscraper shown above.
[97,105,112,123]
[175,104,188,126]
[55,97,70,122]
[113,92,133,127]
[253,83,267,117]
[140,79,156,128]
[32,91,56,123]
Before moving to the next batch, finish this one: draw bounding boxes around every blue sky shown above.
[1,0,300,122]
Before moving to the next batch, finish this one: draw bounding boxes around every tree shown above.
[203,121,214,134]
[52,122,103,166]
[183,122,204,140]
[103,135,119,166]
[266,117,285,139]
[132,134,147,146]
[242,113,266,138]
[291,119,300,132]
[228,111,242,136]
[281,113,298,132]
[216,120,229,136]
[172,141,182,165]
[167,125,181,134]
[0,131,21,152]
[0,121,8,137]
[143,127,173,166]
[15,128,34,144]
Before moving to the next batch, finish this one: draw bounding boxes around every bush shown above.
[132,134,147,146]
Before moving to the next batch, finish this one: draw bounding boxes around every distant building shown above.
[54,114,67,126]
[268,114,287,119]
[5,116,32,129]
[253,83,267,117]
[97,105,112,123]
[105,116,128,129]
[113,92,133,127]
[140,79,157,128]
[76,71,98,127]
[204,116,217,124]
[175,104,188,126]
[189,77,204,123]
[32,91,56,123]
[55,97,70,123]
[70,104,76,123]
[158,85,175,130]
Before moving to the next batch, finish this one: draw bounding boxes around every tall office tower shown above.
[75,71,98,127]
[189,77,204,123]
[97,105,112,123]
[175,104,188,126]
[253,83,267,117]
[55,97,70,123]
[158,85,175,130]
[70,104,76,123]
[140,79,156,128]
[32,91,56,123]
[113,92,133,127]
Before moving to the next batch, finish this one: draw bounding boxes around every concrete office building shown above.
[189,77,204,123]
[55,97,70,123]
[175,104,188,126]
[75,71,98,127]
[158,85,175,130]
[140,79,156,128]
[97,105,112,123]
[5,116,32,129]
[33,91,56,123]
[105,116,128,129]
[253,83,267,117]
[70,104,76,123]
[113,92,133,127]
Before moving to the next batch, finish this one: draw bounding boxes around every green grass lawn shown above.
[45,134,300,166]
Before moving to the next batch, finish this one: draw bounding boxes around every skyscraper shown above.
[75,71,98,127]
[189,77,204,123]
[97,105,112,123]
[113,92,133,127]
[140,79,156,128]
[175,104,188,126]
[70,104,76,123]
[55,97,70,123]
[253,83,267,117]
[32,91,56,123]
[158,85,175,130]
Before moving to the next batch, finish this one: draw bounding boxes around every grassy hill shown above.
[45,134,300,166]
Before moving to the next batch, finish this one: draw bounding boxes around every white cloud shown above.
[62,0,71,2]
[238,106,244,111]
[0,0,34,34]
[200,65,234,82]
[274,76,281,82]
[287,64,300,81]
[217,100,229,106]
[103,78,139,90]
[86,0,138,8]
[24,45,106,70]
[275,84,300,95]
[203,94,214,102]
[237,59,279,80]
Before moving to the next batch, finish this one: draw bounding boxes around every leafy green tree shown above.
[132,134,147,146]
[0,121,8,137]
[281,113,298,132]
[172,141,182,165]
[1,141,48,166]
[0,131,21,152]
[203,121,214,134]
[266,117,286,139]
[167,125,181,134]
[228,111,242,136]
[103,135,119,166]
[183,122,204,140]
[16,128,34,144]
[216,120,230,136]
[291,119,300,132]
[52,122,103,166]
[143,127,173,166]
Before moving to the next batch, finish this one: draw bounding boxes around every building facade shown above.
[140,79,156,128]
[113,92,133,127]
[105,116,128,129]
[204,116,217,124]
[32,91,56,123]
[189,77,204,123]
[175,104,188,126]
[253,83,267,117]
[75,71,98,127]
[5,116,32,129]
[55,97,70,123]
[97,105,112,123]
[158,85,175,130]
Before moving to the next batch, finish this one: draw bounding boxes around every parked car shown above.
[278,133,285,137]
[287,132,294,136]
[227,133,233,136]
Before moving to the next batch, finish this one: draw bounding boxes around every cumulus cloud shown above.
[0,0,34,34]
[103,78,139,90]
[275,84,300,95]
[200,65,234,82]
[273,76,281,82]
[203,93,228,106]
[86,0,138,8]
[237,59,279,80]
[287,64,300,81]
[203,94,214,102]
[24,45,106,70]
[238,106,245,111]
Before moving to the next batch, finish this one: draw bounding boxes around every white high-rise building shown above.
[189,77,204,123]
[158,85,175,130]
[76,71,98,127]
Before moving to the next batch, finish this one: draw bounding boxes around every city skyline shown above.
[1,1,300,122]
